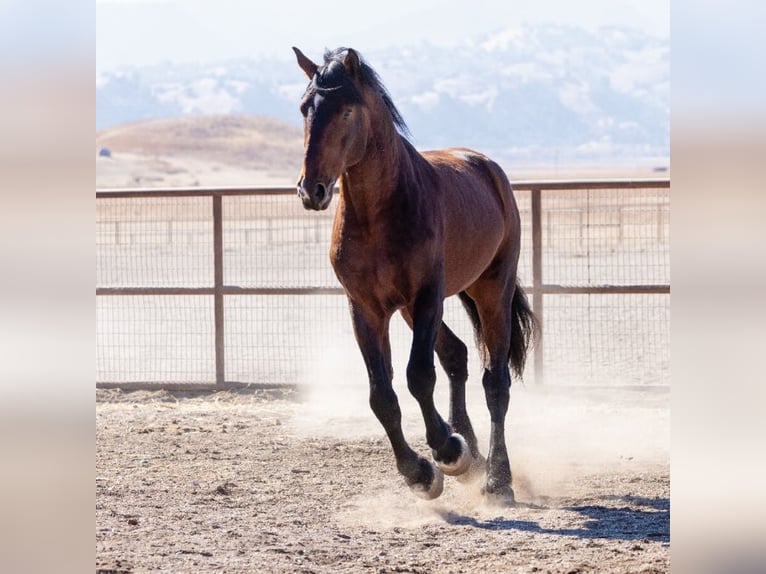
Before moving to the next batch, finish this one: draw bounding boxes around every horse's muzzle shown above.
[297,177,335,211]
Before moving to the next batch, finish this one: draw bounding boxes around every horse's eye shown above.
[343,109,352,120]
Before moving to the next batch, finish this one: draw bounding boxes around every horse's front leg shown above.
[349,302,444,499]
[404,285,474,478]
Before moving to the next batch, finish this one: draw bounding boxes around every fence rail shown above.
[96,179,670,390]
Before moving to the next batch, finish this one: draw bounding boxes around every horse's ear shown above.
[292,47,318,79]
[343,48,361,79]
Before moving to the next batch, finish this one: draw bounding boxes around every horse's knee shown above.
[406,358,436,401]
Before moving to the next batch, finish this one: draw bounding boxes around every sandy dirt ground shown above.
[96,152,298,189]
[96,384,669,573]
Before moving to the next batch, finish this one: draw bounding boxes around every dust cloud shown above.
[291,327,669,513]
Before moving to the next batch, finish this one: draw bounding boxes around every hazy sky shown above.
[97,0,669,72]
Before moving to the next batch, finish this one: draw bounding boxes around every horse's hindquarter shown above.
[424,149,516,296]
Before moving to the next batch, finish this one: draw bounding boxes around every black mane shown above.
[318,47,411,138]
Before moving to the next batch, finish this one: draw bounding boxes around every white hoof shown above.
[435,433,473,477]
[410,462,444,500]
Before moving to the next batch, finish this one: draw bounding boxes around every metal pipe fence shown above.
[96,179,669,390]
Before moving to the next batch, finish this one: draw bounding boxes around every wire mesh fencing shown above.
[96,180,669,389]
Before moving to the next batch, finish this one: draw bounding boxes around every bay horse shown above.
[292,46,538,503]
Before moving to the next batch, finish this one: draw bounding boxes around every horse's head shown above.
[292,47,371,211]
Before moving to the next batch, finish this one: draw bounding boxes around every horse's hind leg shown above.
[350,302,444,499]
[435,322,486,476]
[466,281,517,503]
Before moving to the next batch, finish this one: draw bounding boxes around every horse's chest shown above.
[330,238,417,309]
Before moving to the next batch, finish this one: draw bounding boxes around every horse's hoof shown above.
[481,483,516,507]
[435,433,473,477]
[409,461,444,500]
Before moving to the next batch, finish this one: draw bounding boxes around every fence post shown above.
[213,194,225,387]
[531,187,544,384]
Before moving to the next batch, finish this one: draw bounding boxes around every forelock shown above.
[315,59,345,89]
[304,47,411,138]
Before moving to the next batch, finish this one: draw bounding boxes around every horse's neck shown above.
[339,129,414,229]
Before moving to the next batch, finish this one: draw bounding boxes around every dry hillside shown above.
[96,115,304,188]
[96,114,664,189]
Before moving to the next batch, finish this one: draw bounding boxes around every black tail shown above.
[508,284,539,378]
[458,283,539,379]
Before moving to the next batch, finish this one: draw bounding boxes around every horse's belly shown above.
[443,220,506,296]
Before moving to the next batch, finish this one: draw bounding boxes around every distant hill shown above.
[97,24,669,168]
[96,115,303,188]
[97,114,303,171]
